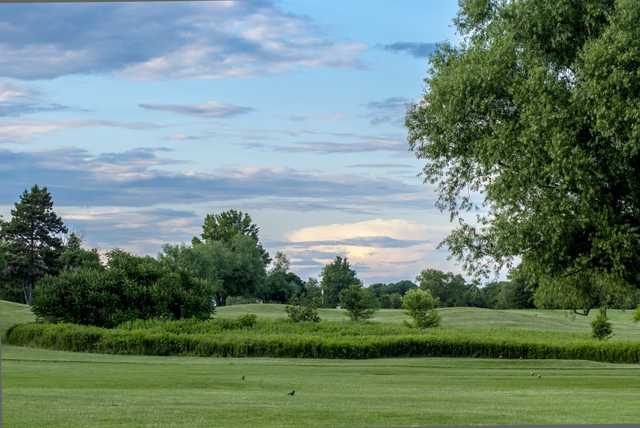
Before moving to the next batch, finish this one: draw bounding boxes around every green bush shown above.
[592,309,613,340]
[402,289,441,329]
[237,314,257,328]
[633,305,640,323]
[33,256,215,327]
[6,321,640,363]
[285,303,320,322]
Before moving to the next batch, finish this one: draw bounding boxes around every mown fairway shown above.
[3,301,640,427]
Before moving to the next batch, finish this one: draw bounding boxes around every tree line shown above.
[3,186,637,329]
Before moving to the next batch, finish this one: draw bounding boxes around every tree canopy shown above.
[320,256,360,307]
[407,0,640,312]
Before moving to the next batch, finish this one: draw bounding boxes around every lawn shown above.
[3,301,640,427]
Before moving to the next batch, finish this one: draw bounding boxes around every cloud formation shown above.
[0,81,70,116]
[140,101,254,119]
[0,2,366,80]
[0,119,161,143]
[0,147,429,210]
[277,218,455,283]
[382,42,438,58]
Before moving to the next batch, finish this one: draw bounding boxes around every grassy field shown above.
[217,303,640,341]
[3,301,640,427]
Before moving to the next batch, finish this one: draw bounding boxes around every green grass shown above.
[217,303,640,341]
[4,345,640,427]
[4,300,640,426]
[0,299,34,336]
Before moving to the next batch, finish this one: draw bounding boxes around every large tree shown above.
[199,209,270,264]
[320,256,360,307]
[407,0,640,313]
[2,186,67,304]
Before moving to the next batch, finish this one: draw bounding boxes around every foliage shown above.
[407,0,640,314]
[285,302,320,323]
[161,235,265,306]
[592,309,613,340]
[59,233,101,271]
[199,209,270,265]
[8,319,640,363]
[32,251,215,327]
[1,185,67,304]
[302,277,322,305]
[634,306,640,323]
[259,252,304,303]
[416,269,482,307]
[370,280,417,308]
[237,313,258,328]
[402,288,441,329]
[339,283,378,321]
[321,256,360,308]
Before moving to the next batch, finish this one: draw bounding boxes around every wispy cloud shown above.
[246,138,408,154]
[364,97,411,126]
[0,147,429,210]
[0,2,366,80]
[0,119,161,143]
[140,101,254,119]
[382,42,438,58]
[0,81,71,117]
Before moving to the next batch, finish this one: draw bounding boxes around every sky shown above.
[0,0,463,284]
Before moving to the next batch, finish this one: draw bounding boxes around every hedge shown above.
[6,322,640,363]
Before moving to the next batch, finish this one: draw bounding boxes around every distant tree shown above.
[380,293,403,309]
[416,269,477,307]
[2,186,67,304]
[260,271,303,303]
[481,281,506,309]
[402,288,440,329]
[496,278,535,310]
[370,280,417,308]
[271,251,290,273]
[161,235,266,306]
[406,0,640,320]
[199,209,270,264]
[59,233,101,271]
[303,277,322,305]
[320,256,360,308]
[339,283,378,321]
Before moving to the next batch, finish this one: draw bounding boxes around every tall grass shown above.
[6,318,640,363]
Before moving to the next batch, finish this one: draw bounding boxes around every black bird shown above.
[287,390,296,396]
[241,376,245,381]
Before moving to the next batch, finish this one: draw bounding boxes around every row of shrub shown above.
[6,322,640,363]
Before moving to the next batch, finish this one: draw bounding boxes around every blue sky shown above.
[0,0,461,283]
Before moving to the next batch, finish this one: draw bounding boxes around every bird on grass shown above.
[241,376,245,381]
[538,374,542,379]
[287,390,296,396]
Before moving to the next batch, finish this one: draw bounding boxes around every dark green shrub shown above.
[592,309,613,340]
[237,314,257,328]
[402,289,440,329]
[633,305,640,323]
[285,303,320,322]
[33,254,215,327]
[339,284,378,321]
